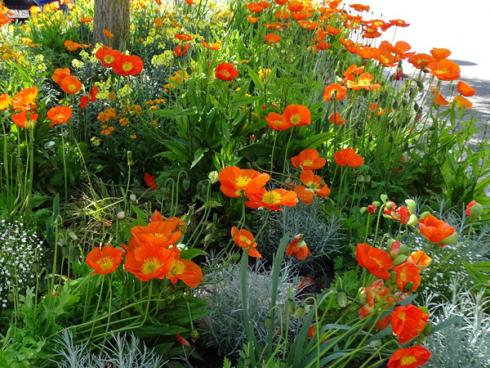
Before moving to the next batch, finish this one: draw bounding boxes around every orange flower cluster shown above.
[289,148,330,205]
[95,46,144,76]
[2,87,39,129]
[333,147,364,168]
[265,104,311,130]
[52,68,83,95]
[231,226,262,258]
[86,211,202,288]
[64,40,90,52]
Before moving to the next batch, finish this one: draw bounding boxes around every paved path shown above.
[357,0,490,131]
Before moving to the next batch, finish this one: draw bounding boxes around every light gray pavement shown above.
[354,0,490,130]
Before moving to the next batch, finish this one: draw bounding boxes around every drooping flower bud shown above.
[466,200,483,221]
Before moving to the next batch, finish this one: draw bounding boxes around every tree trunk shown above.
[94,0,130,50]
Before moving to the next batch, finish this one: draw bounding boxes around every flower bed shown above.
[0,0,489,367]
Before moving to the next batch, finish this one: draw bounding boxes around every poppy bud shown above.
[372,201,381,207]
[191,329,200,341]
[294,306,305,319]
[208,171,218,183]
[388,239,401,257]
[466,200,483,221]
[287,299,296,315]
[127,150,133,166]
[337,292,348,308]
[367,204,377,214]
[440,231,458,246]
[360,207,368,214]
[358,287,367,304]
[380,194,388,203]
[116,211,125,220]
[407,214,418,226]
[175,334,191,347]
[129,194,137,202]
[182,179,190,191]
[385,201,396,210]
[405,199,416,214]
[393,254,408,266]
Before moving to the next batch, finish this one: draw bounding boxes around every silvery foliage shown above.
[200,262,299,356]
[0,219,44,309]
[256,202,344,262]
[425,278,490,368]
[54,330,166,368]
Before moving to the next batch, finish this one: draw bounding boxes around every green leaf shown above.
[180,248,208,259]
[190,148,209,169]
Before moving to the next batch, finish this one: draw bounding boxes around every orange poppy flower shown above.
[393,262,421,292]
[387,346,431,368]
[349,3,370,11]
[365,279,392,306]
[408,250,431,268]
[95,46,121,67]
[453,95,472,109]
[129,217,184,249]
[0,94,11,111]
[231,226,262,258]
[391,304,428,344]
[294,169,330,204]
[346,72,380,91]
[456,81,476,97]
[418,214,457,246]
[247,16,259,23]
[12,87,38,112]
[430,47,451,60]
[285,234,311,260]
[333,148,364,168]
[124,243,176,281]
[60,75,82,95]
[46,106,72,127]
[323,83,347,102]
[12,111,38,129]
[355,243,393,280]
[218,166,270,198]
[432,89,449,106]
[103,28,114,39]
[86,244,123,275]
[408,53,434,70]
[112,54,144,76]
[167,258,203,288]
[329,112,346,125]
[175,33,193,42]
[202,41,221,51]
[215,62,239,81]
[288,1,304,12]
[245,188,298,211]
[247,2,267,13]
[52,68,71,84]
[265,112,291,131]
[427,59,460,81]
[144,172,157,190]
[283,104,311,127]
[291,148,326,170]
[265,33,281,44]
[80,17,93,24]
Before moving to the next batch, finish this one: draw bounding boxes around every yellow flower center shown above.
[401,355,417,366]
[122,62,133,71]
[169,259,186,277]
[290,114,301,125]
[141,257,161,275]
[104,55,114,64]
[302,159,313,167]
[235,176,251,188]
[96,257,114,271]
[262,191,282,205]
[239,235,251,245]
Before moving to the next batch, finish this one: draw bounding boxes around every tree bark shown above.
[94,0,130,50]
